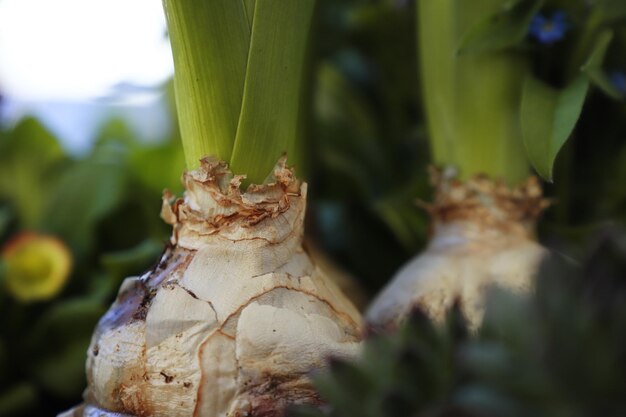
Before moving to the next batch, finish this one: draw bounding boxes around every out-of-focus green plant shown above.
[309,1,431,292]
[0,118,67,229]
[290,226,626,417]
[0,2,625,416]
[0,100,185,416]
[417,0,626,183]
[308,0,626,293]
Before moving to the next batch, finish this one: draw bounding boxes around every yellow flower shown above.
[1,233,72,302]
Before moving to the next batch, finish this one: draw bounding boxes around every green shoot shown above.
[417,0,529,185]
[163,0,315,184]
[229,0,315,183]
[163,0,249,170]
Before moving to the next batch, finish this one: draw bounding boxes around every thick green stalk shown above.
[418,0,529,184]
[229,0,315,183]
[163,0,250,169]
[163,0,315,184]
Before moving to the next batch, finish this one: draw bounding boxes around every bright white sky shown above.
[0,0,174,101]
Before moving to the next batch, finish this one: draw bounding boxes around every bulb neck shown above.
[423,167,549,230]
[161,157,306,256]
[429,220,535,254]
[421,167,549,252]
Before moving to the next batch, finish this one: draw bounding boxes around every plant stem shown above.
[163,0,250,169]
[417,0,529,185]
[163,0,316,184]
[229,0,315,183]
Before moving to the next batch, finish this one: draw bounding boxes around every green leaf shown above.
[164,0,317,181]
[93,239,164,300]
[130,140,186,195]
[0,206,13,238]
[28,299,105,398]
[101,239,163,279]
[315,64,386,179]
[0,261,5,293]
[244,0,256,27]
[93,118,139,150]
[163,0,251,168]
[419,0,531,184]
[0,384,37,417]
[520,76,589,181]
[42,154,128,251]
[28,298,105,347]
[598,0,626,22]
[32,338,92,398]
[373,194,427,251]
[0,118,66,228]
[0,338,4,359]
[229,0,317,183]
[581,30,623,100]
[457,0,544,54]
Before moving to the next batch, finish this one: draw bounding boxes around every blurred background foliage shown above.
[0,88,186,415]
[0,0,625,416]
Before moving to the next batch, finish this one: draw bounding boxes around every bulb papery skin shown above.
[366,170,550,330]
[61,157,362,417]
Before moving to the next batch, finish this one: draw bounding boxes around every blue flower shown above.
[610,72,626,96]
[529,11,569,45]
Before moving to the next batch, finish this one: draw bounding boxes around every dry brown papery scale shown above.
[422,167,550,235]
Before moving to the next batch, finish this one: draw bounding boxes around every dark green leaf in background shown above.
[130,141,186,195]
[28,298,105,345]
[42,153,128,252]
[0,118,66,228]
[28,299,105,398]
[32,339,92,399]
[91,239,164,301]
[0,383,37,417]
[92,118,139,150]
[0,339,5,387]
[521,75,589,181]
[598,0,626,23]
[581,30,623,100]
[457,0,545,54]
[0,207,13,239]
[101,239,163,281]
